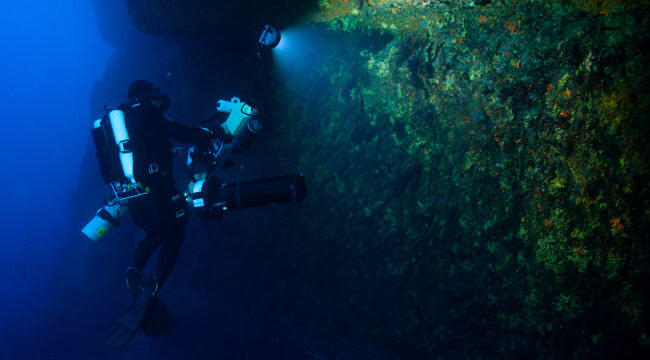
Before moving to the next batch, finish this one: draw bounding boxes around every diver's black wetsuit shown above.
[120,96,217,287]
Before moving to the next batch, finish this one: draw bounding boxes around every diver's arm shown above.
[161,117,229,143]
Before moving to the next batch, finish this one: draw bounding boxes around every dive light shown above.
[257,25,281,58]
[258,25,281,49]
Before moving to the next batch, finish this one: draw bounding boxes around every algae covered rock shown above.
[271,0,650,357]
[124,0,315,44]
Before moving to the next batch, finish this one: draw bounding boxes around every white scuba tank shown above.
[108,110,136,184]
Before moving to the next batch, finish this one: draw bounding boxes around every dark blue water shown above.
[0,0,109,333]
[0,1,193,359]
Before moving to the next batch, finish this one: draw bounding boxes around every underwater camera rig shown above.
[82,96,306,241]
[185,97,306,220]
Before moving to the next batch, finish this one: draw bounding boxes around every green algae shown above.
[270,0,650,357]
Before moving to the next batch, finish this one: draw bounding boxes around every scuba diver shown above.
[101,80,219,346]
[83,80,306,347]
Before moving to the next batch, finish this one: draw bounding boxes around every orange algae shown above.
[610,218,628,237]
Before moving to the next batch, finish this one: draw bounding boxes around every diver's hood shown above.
[131,92,172,111]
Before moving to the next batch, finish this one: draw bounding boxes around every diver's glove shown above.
[204,124,233,142]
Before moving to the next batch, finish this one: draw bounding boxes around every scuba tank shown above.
[82,203,129,242]
[91,110,136,185]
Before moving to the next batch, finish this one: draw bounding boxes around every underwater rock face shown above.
[124,0,315,44]
[124,0,650,358]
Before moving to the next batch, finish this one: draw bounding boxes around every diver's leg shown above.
[136,227,180,338]
[133,232,161,271]
[105,236,160,348]
[154,225,185,287]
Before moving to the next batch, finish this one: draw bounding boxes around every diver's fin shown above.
[142,295,175,337]
[103,285,154,348]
